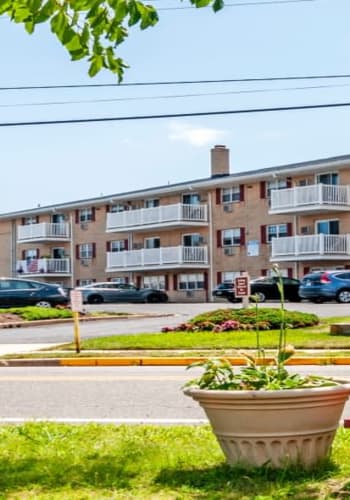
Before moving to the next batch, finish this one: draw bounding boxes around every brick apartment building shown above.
[0,145,349,302]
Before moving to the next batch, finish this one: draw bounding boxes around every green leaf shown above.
[88,54,104,77]
[24,19,35,33]
[50,11,69,39]
[213,0,224,12]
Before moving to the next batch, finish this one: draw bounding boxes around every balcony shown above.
[106,203,208,233]
[17,223,71,243]
[16,258,71,276]
[269,184,350,215]
[271,234,350,261]
[106,246,209,271]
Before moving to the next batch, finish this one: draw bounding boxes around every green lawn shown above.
[68,316,350,351]
[0,423,349,499]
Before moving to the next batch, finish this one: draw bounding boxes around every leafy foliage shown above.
[0,306,73,321]
[2,1,224,79]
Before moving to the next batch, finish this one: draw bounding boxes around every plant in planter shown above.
[183,265,350,469]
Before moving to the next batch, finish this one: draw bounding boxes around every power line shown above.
[1,101,350,128]
[3,82,350,109]
[158,0,316,10]
[2,74,350,92]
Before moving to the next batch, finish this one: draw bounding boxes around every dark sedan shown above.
[76,282,169,304]
[0,277,69,307]
[213,277,301,303]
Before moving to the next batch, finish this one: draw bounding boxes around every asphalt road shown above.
[0,300,348,346]
[0,365,349,423]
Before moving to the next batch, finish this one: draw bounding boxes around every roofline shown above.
[1,153,350,220]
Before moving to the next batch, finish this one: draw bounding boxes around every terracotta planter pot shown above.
[184,381,350,468]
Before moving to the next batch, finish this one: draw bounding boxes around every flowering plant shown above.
[185,264,338,391]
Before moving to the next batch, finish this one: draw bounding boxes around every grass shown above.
[0,423,349,499]
[62,316,350,351]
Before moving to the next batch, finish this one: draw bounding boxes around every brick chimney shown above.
[210,145,230,177]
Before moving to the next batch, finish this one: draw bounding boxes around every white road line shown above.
[0,417,208,425]
[0,375,189,381]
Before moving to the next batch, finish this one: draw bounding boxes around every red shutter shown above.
[204,272,208,290]
[75,210,79,224]
[36,248,40,258]
[261,269,267,276]
[216,230,222,248]
[21,218,25,225]
[260,225,267,244]
[36,216,39,223]
[287,268,293,278]
[286,177,292,188]
[165,275,169,291]
[215,188,221,205]
[260,181,266,199]
[92,243,96,258]
[136,276,141,289]
[76,279,80,286]
[287,222,293,236]
[91,207,96,221]
[105,205,110,213]
[124,239,129,250]
[217,271,222,285]
[240,227,245,246]
[22,250,26,259]
[106,241,111,251]
[75,245,80,259]
[125,276,129,284]
[303,267,310,275]
[240,184,245,202]
[173,274,178,290]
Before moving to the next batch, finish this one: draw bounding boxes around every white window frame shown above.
[222,271,241,283]
[24,248,38,260]
[266,224,288,243]
[182,233,202,247]
[78,279,95,286]
[222,228,241,246]
[316,172,339,185]
[79,243,93,259]
[144,237,160,249]
[179,273,204,290]
[266,179,287,198]
[222,186,240,203]
[315,219,339,235]
[79,208,93,222]
[143,275,165,290]
[144,199,159,208]
[110,204,125,213]
[110,240,126,252]
[23,216,37,225]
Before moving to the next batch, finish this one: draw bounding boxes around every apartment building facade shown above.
[0,145,350,302]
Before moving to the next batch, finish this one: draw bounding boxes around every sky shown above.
[1,0,350,213]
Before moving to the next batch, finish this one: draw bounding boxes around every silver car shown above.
[75,282,169,304]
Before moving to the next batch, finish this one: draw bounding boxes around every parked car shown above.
[213,276,301,303]
[76,282,169,304]
[0,277,69,307]
[299,270,350,303]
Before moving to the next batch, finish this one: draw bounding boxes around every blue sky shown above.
[1,0,350,212]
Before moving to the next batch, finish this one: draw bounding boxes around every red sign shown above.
[234,276,250,297]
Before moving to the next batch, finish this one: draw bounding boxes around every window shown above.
[145,199,159,208]
[266,179,287,198]
[24,249,38,260]
[222,186,240,203]
[179,273,204,290]
[77,279,95,286]
[79,208,94,222]
[51,213,65,223]
[266,224,288,243]
[23,216,37,225]
[317,172,338,185]
[222,228,241,246]
[110,240,127,252]
[144,237,160,249]
[182,233,202,247]
[316,219,339,235]
[222,271,241,283]
[110,204,125,213]
[78,243,94,259]
[182,193,200,205]
[143,276,165,290]
[264,268,288,277]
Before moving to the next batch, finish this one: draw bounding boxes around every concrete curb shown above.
[1,356,350,367]
[0,313,173,329]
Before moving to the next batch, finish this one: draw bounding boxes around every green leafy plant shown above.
[186,265,338,391]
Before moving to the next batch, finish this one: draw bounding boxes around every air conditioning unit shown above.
[133,243,143,250]
[300,226,313,235]
[186,290,194,297]
[80,259,91,266]
[224,247,235,256]
[80,223,89,230]
[223,204,233,213]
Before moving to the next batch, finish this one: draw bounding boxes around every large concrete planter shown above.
[184,382,350,468]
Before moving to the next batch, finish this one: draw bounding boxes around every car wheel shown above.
[254,292,266,303]
[87,295,103,304]
[35,300,52,308]
[310,297,325,303]
[336,289,350,303]
[146,294,161,303]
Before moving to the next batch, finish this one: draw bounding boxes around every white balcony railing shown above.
[106,245,208,270]
[16,258,71,274]
[17,223,70,241]
[271,234,350,260]
[106,203,208,232]
[270,184,350,213]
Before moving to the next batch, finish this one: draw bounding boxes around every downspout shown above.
[69,214,74,289]
[208,192,214,302]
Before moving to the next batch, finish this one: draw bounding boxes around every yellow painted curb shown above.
[57,356,350,367]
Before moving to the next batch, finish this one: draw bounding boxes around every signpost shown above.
[70,290,83,353]
[234,274,250,308]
